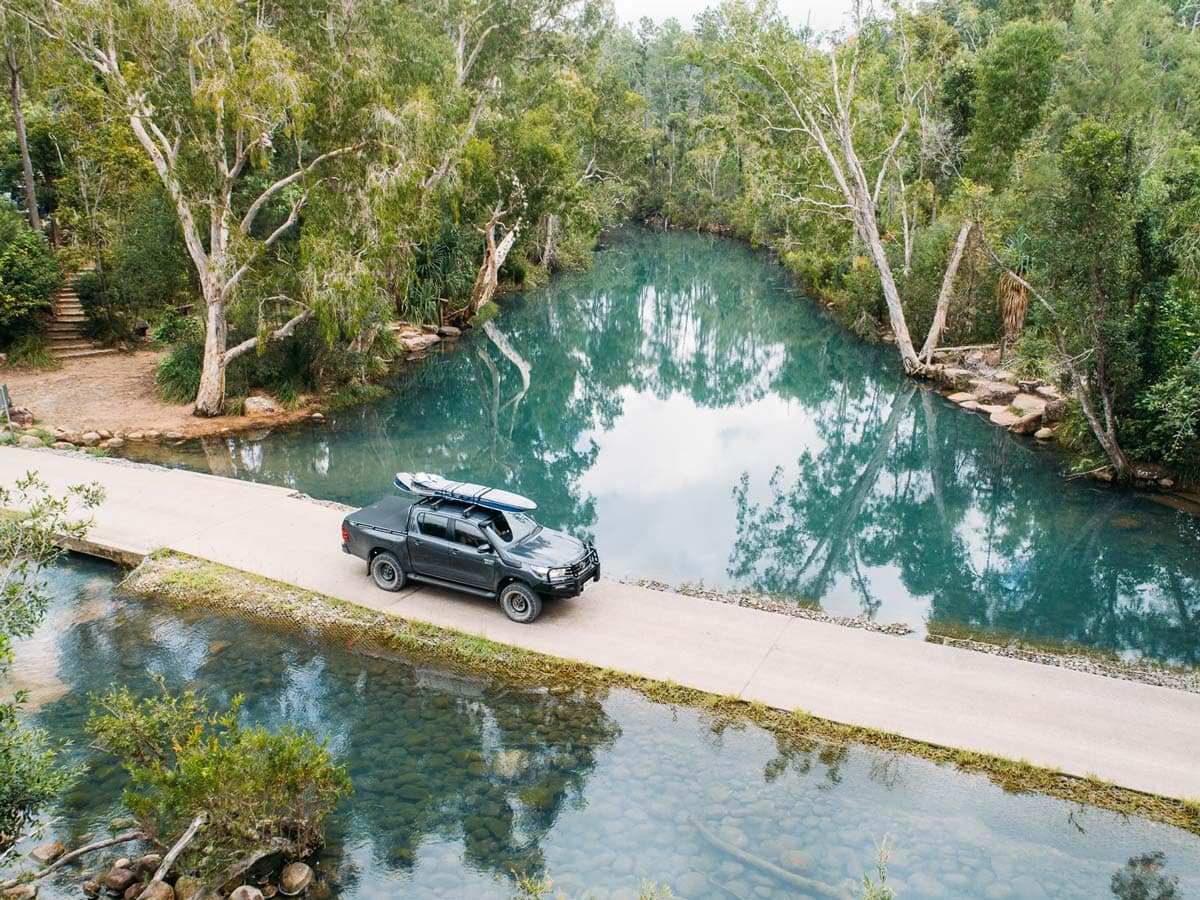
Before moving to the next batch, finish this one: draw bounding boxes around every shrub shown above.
[0,200,60,340]
[6,333,57,370]
[74,271,136,345]
[88,683,351,883]
[151,314,202,347]
[155,343,205,403]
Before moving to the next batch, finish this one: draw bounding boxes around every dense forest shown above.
[1,0,1199,479]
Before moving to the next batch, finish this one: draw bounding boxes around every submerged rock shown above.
[229,887,265,900]
[491,748,529,779]
[278,862,313,896]
[104,866,136,893]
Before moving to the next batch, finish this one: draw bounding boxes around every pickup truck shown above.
[341,494,600,623]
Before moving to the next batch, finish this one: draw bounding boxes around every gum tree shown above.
[13,0,367,415]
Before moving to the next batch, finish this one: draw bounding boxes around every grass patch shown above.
[7,334,59,370]
[120,551,1200,837]
[325,382,390,412]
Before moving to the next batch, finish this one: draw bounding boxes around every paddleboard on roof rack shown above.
[393,471,538,513]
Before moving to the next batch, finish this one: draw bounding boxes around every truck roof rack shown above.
[394,471,537,514]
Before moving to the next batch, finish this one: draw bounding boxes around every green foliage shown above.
[859,835,895,900]
[1137,355,1200,476]
[151,314,203,348]
[87,683,351,881]
[0,199,60,340]
[156,343,206,403]
[5,333,57,370]
[0,473,103,854]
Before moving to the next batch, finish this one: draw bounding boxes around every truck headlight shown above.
[548,567,568,579]
[528,565,549,578]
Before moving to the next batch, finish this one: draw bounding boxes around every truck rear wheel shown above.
[499,582,542,624]
[370,552,407,592]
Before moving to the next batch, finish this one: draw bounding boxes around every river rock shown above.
[1034,427,1054,440]
[401,333,440,352]
[228,887,264,900]
[171,876,204,900]
[27,841,64,865]
[310,412,324,420]
[80,431,102,446]
[1158,477,1175,489]
[1008,411,1043,435]
[97,429,113,440]
[1010,393,1045,414]
[437,325,462,338]
[15,435,42,448]
[134,853,162,875]
[1035,384,1062,401]
[140,883,174,900]
[9,406,34,427]
[989,408,1021,428]
[2,885,37,898]
[104,867,137,893]
[938,367,976,389]
[958,400,984,411]
[491,748,529,779]
[244,396,278,415]
[970,380,1019,404]
[103,437,126,450]
[50,441,75,450]
[82,880,100,898]
[114,858,131,870]
[278,862,313,896]
[164,432,184,441]
[142,430,161,440]
[1042,398,1066,423]
[946,391,976,404]
[126,431,145,441]
[779,849,815,871]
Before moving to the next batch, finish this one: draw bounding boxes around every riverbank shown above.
[125,550,1200,836]
[2,445,1199,809]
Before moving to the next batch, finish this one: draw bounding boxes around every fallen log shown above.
[687,816,851,900]
[0,830,146,890]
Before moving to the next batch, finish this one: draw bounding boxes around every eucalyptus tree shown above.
[718,1,972,374]
[11,0,377,414]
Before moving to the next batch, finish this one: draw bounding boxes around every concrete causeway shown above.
[3,446,1199,801]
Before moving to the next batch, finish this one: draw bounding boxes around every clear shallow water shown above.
[9,557,1200,899]
[122,226,1200,666]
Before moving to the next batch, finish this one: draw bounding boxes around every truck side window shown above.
[417,513,450,540]
[455,521,488,548]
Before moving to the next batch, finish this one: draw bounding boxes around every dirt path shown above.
[0,351,319,437]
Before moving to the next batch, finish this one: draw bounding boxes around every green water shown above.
[9,557,1200,899]
[124,226,1200,666]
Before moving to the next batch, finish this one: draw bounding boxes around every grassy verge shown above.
[121,551,1200,836]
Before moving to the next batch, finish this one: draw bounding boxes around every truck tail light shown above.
[340,523,350,543]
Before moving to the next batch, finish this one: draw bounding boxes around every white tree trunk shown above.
[919,220,973,362]
[194,289,228,416]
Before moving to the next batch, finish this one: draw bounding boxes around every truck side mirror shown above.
[477,543,493,554]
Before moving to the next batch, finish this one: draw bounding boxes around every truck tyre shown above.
[499,582,542,624]
[370,552,407,592]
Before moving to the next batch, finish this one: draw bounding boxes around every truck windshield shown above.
[488,512,539,544]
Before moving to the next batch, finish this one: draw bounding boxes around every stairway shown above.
[44,281,117,360]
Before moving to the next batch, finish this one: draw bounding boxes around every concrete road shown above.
[4,446,1199,800]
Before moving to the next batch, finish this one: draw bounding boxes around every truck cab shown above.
[341,493,600,623]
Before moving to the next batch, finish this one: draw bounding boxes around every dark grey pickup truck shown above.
[341,495,600,623]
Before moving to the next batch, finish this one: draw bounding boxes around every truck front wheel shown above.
[499,582,542,624]
[370,552,407,592]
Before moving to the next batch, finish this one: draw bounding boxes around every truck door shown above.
[409,512,457,579]
[450,519,498,590]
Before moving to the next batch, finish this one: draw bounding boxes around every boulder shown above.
[946,391,976,405]
[1035,384,1062,401]
[1,885,37,898]
[938,367,976,389]
[134,854,163,876]
[1159,477,1175,489]
[59,429,83,444]
[968,380,1018,404]
[114,858,132,870]
[963,350,987,367]
[142,430,161,441]
[102,437,126,450]
[983,350,1003,367]
[104,867,137,893]
[97,429,113,440]
[278,863,313,896]
[163,432,184,441]
[1007,411,1043,435]
[28,841,64,864]
[400,333,440,353]
[15,434,42,448]
[958,400,984,412]
[1042,399,1067,424]
[228,887,264,900]
[988,408,1021,428]
[436,325,462,338]
[1016,379,1040,393]
[1034,427,1054,440]
[126,431,145,441]
[310,413,324,420]
[140,883,174,900]
[243,396,278,415]
[8,406,34,427]
[50,441,75,450]
[1010,393,1045,415]
[80,431,102,447]
[82,880,101,898]
[171,876,204,900]
[124,885,143,900]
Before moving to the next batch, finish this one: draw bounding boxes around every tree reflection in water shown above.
[123,226,1200,666]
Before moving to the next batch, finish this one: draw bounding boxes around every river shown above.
[121,226,1200,667]
[6,557,1198,899]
